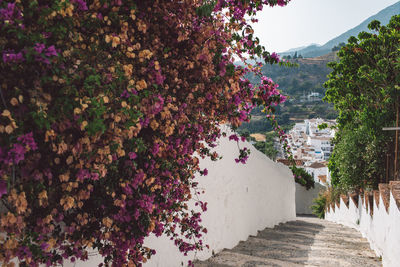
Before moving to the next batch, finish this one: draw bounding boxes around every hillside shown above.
[280,2,400,58]
[239,53,337,134]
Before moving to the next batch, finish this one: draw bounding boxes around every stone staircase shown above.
[195,216,381,267]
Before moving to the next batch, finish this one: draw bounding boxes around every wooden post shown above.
[386,153,390,183]
[395,102,399,180]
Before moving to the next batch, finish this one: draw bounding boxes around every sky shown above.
[252,0,399,52]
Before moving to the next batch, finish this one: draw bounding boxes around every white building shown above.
[285,118,336,185]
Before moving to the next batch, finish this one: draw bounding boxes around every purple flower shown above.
[277,0,286,6]
[155,71,165,85]
[17,132,38,150]
[71,0,88,11]
[40,243,50,251]
[0,2,22,24]
[120,89,131,98]
[8,143,26,164]
[77,169,90,181]
[0,180,7,197]
[151,143,160,156]
[0,3,15,20]
[239,110,248,121]
[228,134,239,142]
[202,168,208,176]
[36,56,50,65]
[45,45,57,57]
[91,172,99,181]
[33,43,58,64]
[270,52,280,63]
[233,95,241,105]
[129,152,137,160]
[34,43,46,54]
[42,32,52,39]
[2,50,24,63]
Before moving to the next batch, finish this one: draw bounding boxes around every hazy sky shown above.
[252,0,399,52]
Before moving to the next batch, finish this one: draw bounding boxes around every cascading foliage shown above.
[0,0,294,266]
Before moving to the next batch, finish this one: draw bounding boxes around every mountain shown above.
[281,2,400,58]
[284,44,319,53]
[238,51,338,136]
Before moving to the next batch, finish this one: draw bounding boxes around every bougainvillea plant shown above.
[0,0,292,266]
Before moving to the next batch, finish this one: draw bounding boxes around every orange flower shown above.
[38,190,48,206]
[102,217,113,228]
[135,79,147,91]
[150,120,159,130]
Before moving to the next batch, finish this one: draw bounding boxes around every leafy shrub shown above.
[0,0,291,266]
[324,15,399,191]
[311,186,343,218]
[311,192,326,219]
[290,166,315,190]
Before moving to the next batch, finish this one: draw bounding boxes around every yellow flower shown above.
[5,125,13,134]
[150,120,159,130]
[10,98,18,106]
[123,64,133,77]
[102,217,113,228]
[136,79,147,91]
[38,190,48,206]
[138,49,152,62]
[105,35,111,43]
[66,155,73,165]
[60,196,75,210]
[15,192,27,214]
[80,121,88,130]
[112,36,120,48]
[1,109,10,117]
[59,173,70,182]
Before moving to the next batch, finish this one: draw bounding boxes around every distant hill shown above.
[239,51,338,135]
[280,2,400,58]
[284,44,319,53]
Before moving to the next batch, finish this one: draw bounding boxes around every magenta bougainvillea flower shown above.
[0,0,294,266]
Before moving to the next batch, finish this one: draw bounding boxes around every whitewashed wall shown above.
[61,131,296,267]
[144,131,296,266]
[295,183,325,215]
[326,190,400,267]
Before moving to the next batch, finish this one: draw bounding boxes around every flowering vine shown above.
[0,0,291,266]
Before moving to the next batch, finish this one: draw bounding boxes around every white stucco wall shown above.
[305,166,328,183]
[143,132,296,266]
[326,192,400,267]
[295,183,325,215]
[59,131,296,267]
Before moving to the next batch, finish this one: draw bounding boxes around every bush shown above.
[0,1,291,266]
[290,166,315,190]
[311,192,326,219]
[324,15,399,191]
[312,186,342,218]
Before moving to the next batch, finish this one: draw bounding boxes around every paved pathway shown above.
[195,216,381,267]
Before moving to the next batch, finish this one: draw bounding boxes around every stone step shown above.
[195,216,381,267]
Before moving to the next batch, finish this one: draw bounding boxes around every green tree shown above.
[331,42,346,52]
[324,15,400,191]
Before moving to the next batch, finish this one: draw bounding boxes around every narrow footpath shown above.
[195,216,381,267]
